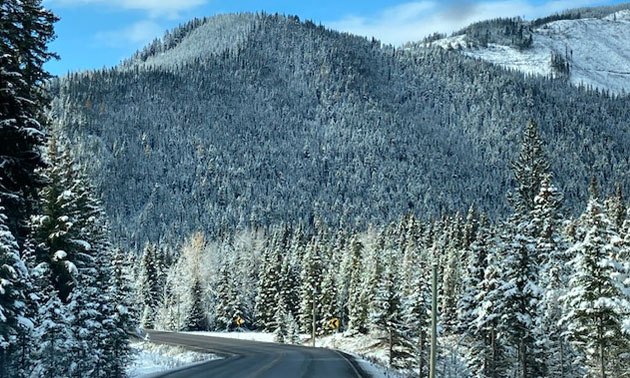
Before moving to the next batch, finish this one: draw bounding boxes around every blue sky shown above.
[44,0,626,75]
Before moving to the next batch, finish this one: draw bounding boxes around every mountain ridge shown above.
[51,8,630,251]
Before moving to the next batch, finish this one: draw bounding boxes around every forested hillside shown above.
[51,12,630,252]
[137,121,630,377]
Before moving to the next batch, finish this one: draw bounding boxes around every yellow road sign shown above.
[329,318,340,330]
[235,316,244,326]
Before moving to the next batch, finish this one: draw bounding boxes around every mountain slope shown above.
[426,8,630,94]
[51,11,630,250]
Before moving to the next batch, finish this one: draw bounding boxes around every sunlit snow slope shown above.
[430,10,630,94]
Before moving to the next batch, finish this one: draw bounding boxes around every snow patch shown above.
[428,16,630,94]
[183,331,284,343]
[126,341,220,378]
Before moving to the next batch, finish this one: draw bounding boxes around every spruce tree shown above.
[562,193,630,378]
[31,138,83,303]
[137,241,161,328]
[0,0,57,245]
[369,247,403,368]
[472,234,508,378]
[186,276,207,331]
[106,247,134,377]
[298,239,322,333]
[0,206,30,378]
[400,261,430,377]
[531,175,578,377]
[215,263,235,331]
[29,264,72,378]
[318,261,338,335]
[255,244,281,330]
[344,233,365,333]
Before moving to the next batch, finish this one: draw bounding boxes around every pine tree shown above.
[29,264,72,378]
[492,120,551,377]
[272,294,289,343]
[186,276,207,331]
[298,239,322,333]
[0,0,57,246]
[562,193,630,378]
[318,261,338,335]
[510,120,551,216]
[255,243,281,330]
[214,263,235,331]
[369,247,403,368]
[605,183,626,232]
[105,247,134,378]
[137,241,161,328]
[0,206,31,378]
[472,234,508,378]
[531,175,578,377]
[400,261,431,377]
[31,138,83,303]
[344,233,365,333]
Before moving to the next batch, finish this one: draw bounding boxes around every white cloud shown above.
[50,0,205,18]
[327,0,603,45]
[95,20,163,48]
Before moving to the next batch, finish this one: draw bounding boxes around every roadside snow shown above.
[126,341,220,378]
[183,331,280,343]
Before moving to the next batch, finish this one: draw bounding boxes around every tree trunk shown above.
[520,340,527,378]
[491,328,497,378]
[558,336,564,378]
[599,314,606,378]
[419,330,425,378]
[389,325,393,367]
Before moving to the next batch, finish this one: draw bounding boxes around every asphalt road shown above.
[144,330,370,378]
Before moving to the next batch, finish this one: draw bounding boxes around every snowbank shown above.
[183,331,280,343]
[126,341,220,377]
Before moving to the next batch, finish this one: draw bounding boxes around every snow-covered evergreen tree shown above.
[255,241,281,330]
[531,175,579,377]
[344,233,366,333]
[318,260,338,335]
[400,260,430,376]
[298,239,322,333]
[369,247,403,367]
[562,190,630,378]
[0,206,31,378]
[31,137,82,303]
[29,264,72,378]
[0,0,57,248]
[137,241,161,328]
[471,233,508,378]
[186,276,207,331]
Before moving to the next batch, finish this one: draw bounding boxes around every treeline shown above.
[454,17,533,49]
[0,1,133,377]
[137,121,630,377]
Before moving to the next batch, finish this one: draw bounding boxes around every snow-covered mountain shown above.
[426,10,630,94]
[52,8,630,251]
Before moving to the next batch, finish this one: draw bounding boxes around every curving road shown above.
[144,330,369,378]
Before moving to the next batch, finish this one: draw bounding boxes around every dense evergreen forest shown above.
[50,12,630,253]
[0,1,132,377]
[137,121,630,377]
[2,2,630,378]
